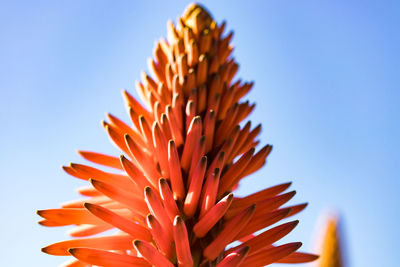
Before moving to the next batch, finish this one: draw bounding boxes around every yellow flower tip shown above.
[182,3,214,34]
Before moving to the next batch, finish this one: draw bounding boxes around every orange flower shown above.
[38,4,318,266]
[315,214,345,267]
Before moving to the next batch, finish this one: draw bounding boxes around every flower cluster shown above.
[38,4,317,267]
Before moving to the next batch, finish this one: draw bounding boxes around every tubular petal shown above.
[235,207,292,240]
[240,242,302,266]
[159,178,180,221]
[225,191,296,219]
[78,151,122,170]
[203,204,256,261]
[277,252,319,263]
[216,246,249,267]
[146,214,173,259]
[218,148,255,196]
[89,179,148,216]
[229,182,292,210]
[226,220,299,256]
[133,240,174,267]
[69,247,150,267]
[168,140,185,200]
[124,134,160,187]
[144,187,173,236]
[181,116,202,172]
[193,193,233,237]
[173,216,194,267]
[152,122,170,177]
[42,235,133,256]
[199,168,220,218]
[84,203,151,241]
[37,208,105,226]
[183,156,207,217]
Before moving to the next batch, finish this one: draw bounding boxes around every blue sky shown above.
[1,0,399,266]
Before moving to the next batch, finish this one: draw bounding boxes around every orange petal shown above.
[78,151,122,170]
[168,140,185,200]
[166,105,183,146]
[188,40,199,67]
[239,145,272,178]
[237,124,261,155]
[193,193,233,238]
[218,148,255,196]
[152,122,170,177]
[69,247,150,267]
[84,203,151,241]
[128,107,141,133]
[226,191,296,220]
[125,134,160,188]
[227,121,251,162]
[226,220,299,256]
[146,214,173,259]
[207,74,221,105]
[173,216,193,267]
[107,113,146,149]
[42,234,133,256]
[277,251,319,263]
[222,125,241,163]
[214,103,238,146]
[240,242,302,266]
[183,156,207,217]
[208,93,221,116]
[235,101,255,126]
[229,182,292,210]
[181,116,202,172]
[122,89,152,122]
[103,123,133,158]
[206,151,225,178]
[218,85,235,120]
[144,187,173,237]
[157,83,171,108]
[203,109,216,153]
[172,93,183,133]
[197,84,207,113]
[199,168,220,218]
[196,54,208,86]
[235,207,292,240]
[188,135,206,182]
[133,240,174,267]
[185,101,196,132]
[216,246,249,267]
[233,81,253,103]
[90,179,148,216]
[159,178,180,221]
[139,114,155,148]
[285,203,308,218]
[37,208,104,226]
[61,195,112,208]
[68,163,136,192]
[120,154,158,193]
[203,204,255,261]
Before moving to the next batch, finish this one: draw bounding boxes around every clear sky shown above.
[1,0,399,266]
